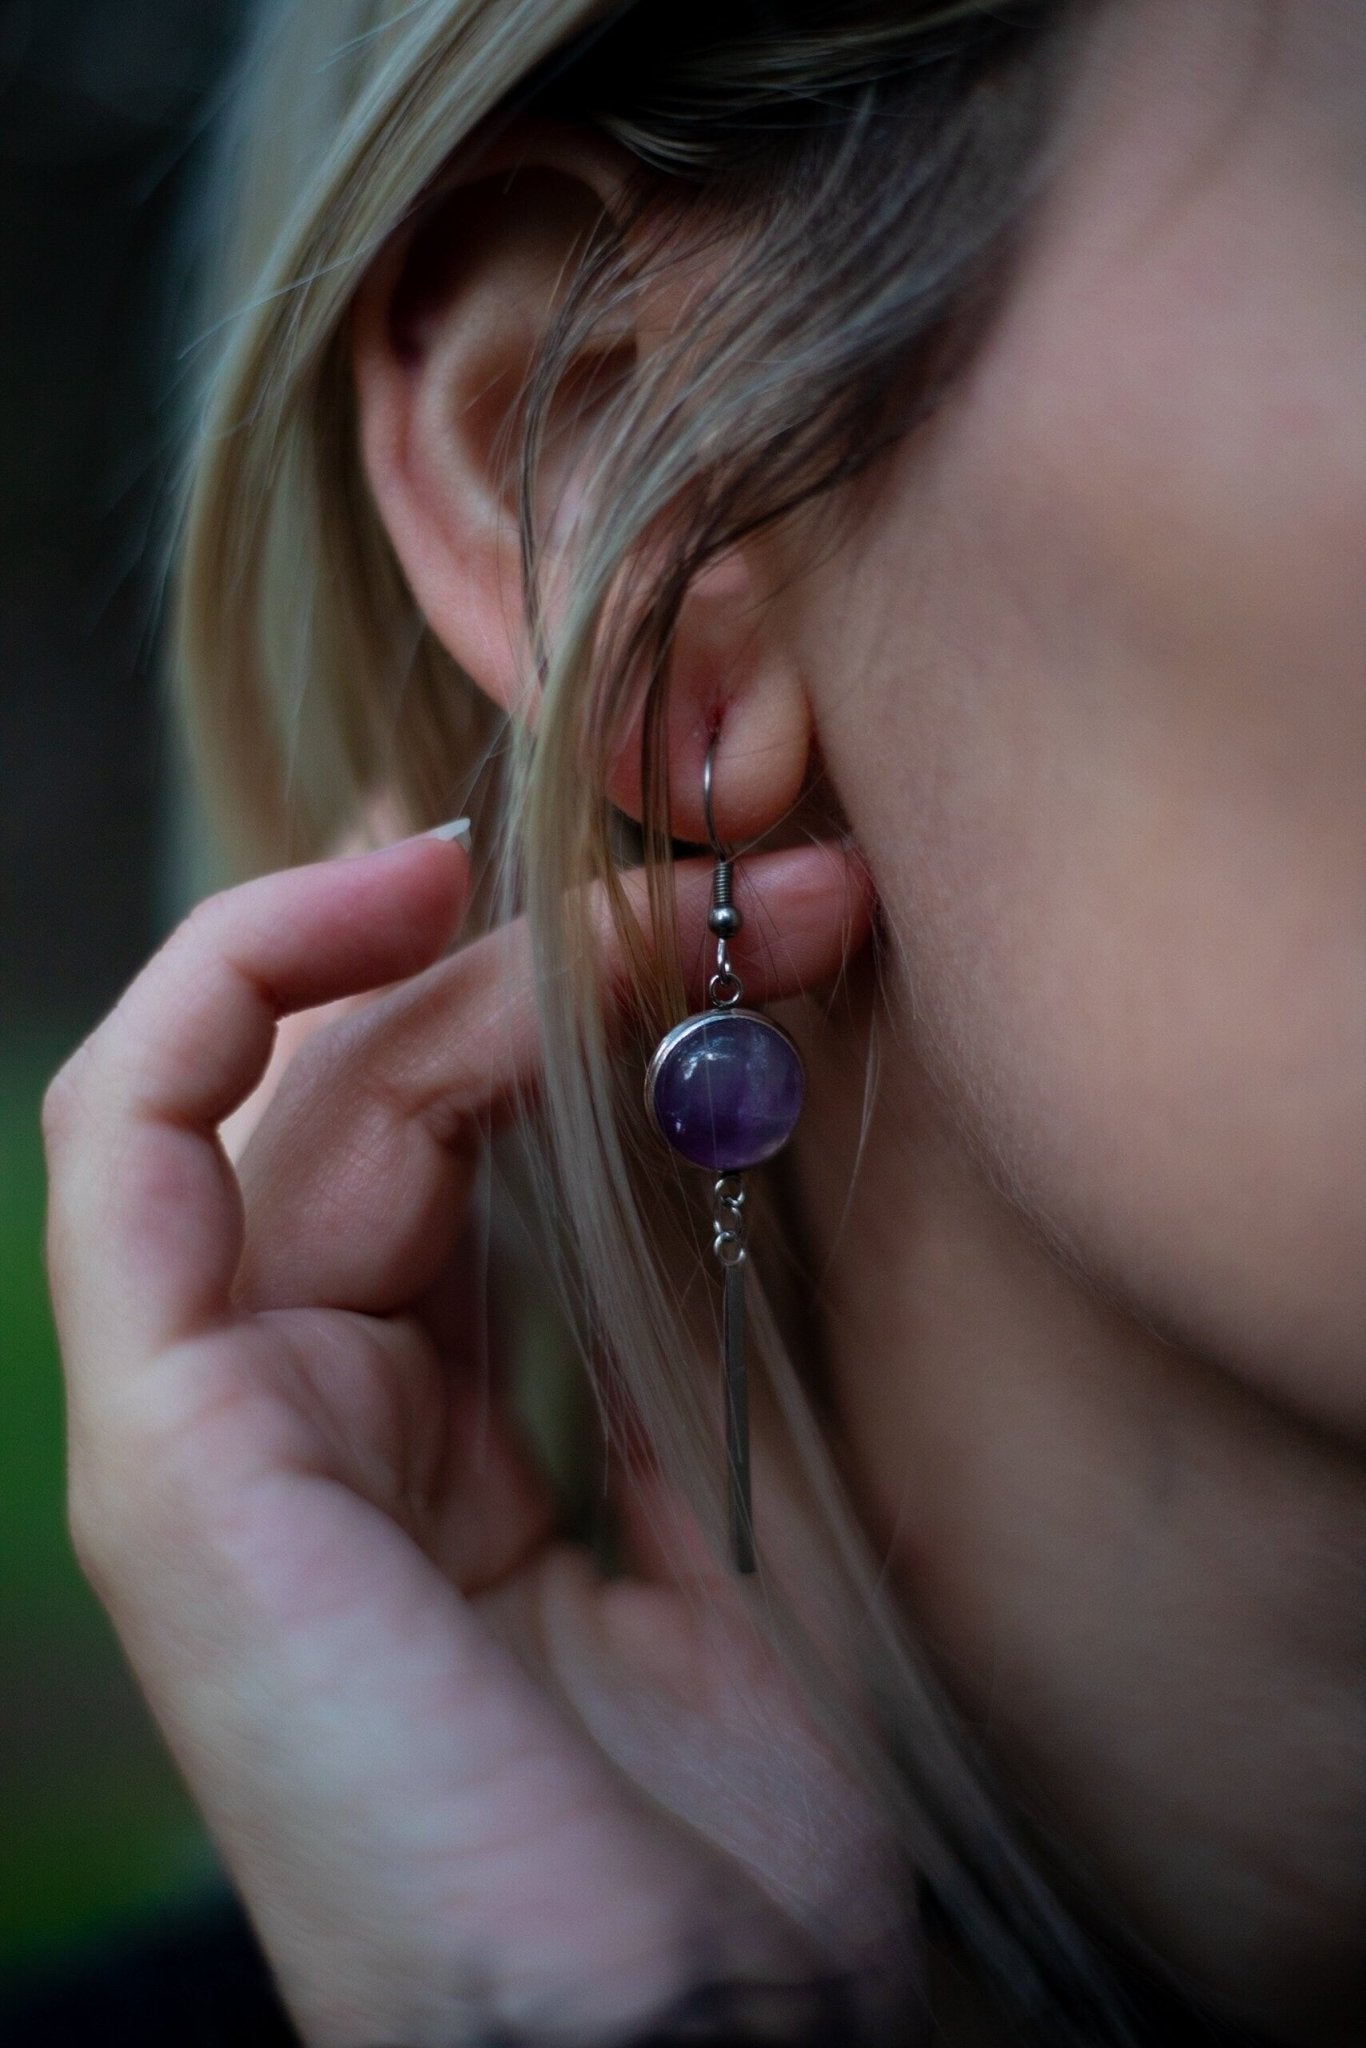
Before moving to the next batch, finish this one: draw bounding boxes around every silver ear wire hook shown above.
[702,733,743,1009]
[701,730,729,863]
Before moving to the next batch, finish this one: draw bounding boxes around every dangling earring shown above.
[643,733,805,1573]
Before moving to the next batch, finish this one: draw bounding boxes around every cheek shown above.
[908,768,1366,1437]
[820,183,1366,1436]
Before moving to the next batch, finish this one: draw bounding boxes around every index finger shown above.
[43,835,469,1364]
[232,835,872,1316]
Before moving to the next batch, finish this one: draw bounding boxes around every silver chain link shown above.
[712,1173,747,1267]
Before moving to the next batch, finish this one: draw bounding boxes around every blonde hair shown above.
[172,1,1171,2037]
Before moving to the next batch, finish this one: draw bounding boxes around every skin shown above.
[43,0,1364,2043]
[779,2,1366,2032]
[44,839,895,2048]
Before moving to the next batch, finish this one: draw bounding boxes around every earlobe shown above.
[610,552,815,850]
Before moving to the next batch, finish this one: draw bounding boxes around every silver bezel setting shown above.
[643,1007,806,1156]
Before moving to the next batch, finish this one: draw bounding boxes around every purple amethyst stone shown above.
[646,1009,804,1172]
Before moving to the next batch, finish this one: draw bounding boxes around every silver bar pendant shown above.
[724,1255,754,1573]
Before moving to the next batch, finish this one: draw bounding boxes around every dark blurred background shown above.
[1,0,253,1978]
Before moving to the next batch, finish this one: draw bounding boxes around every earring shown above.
[643,734,805,1573]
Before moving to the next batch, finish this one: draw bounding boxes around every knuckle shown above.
[283,1005,376,1111]
[178,889,232,953]
[66,1460,121,1594]
[41,1051,90,1156]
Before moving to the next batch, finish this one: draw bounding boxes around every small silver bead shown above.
[708,902,743,937]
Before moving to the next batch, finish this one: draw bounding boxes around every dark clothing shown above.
[0,1894,299,2047]
[0,1895,859,2047]
[0,1886,1293,2047]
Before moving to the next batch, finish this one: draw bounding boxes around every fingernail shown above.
[425,817,472,850]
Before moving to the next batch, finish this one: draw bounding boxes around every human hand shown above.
[43,831,907,2047]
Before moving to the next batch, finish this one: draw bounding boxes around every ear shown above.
[350,126,811,848]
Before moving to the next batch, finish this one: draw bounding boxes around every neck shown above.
[781,952,1366,2045]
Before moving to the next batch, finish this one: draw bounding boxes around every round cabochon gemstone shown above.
[648,1009,805,1172]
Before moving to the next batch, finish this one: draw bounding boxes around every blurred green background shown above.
[1,1040,214,1967]
[0,0,250,1976]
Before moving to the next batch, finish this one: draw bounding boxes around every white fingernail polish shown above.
[425,817,472,850]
